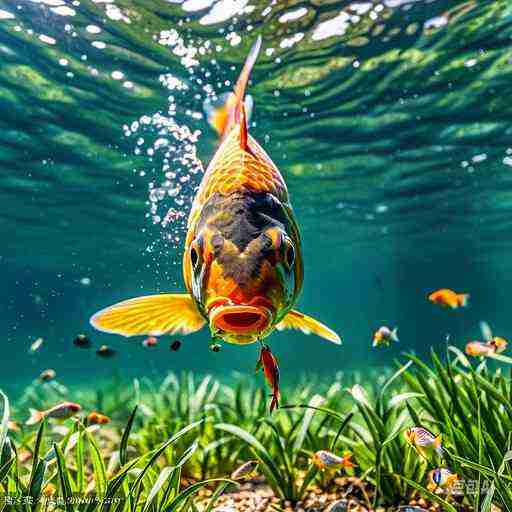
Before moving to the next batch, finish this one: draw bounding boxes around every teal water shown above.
[3,0,512,391]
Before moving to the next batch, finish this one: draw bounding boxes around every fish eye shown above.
[284,243,295,269]
[190,245,200,270]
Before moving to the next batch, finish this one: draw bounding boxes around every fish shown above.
[255,344,280,412]
[89,36,341,349]
[30,337,43,353]
[42,483,57,497]
[26,401,81,425]
[479,321,508,353]
[96,345,116,358]
[170,340,182,351]
[427,467,459,491]
[73,334,92,348]
[404,427,444,459]
[142,336,158,348]
[209,343,221,352]
[373,326,399,347]
[428,289,469,309]
[8,420,20,432]
[39,369,56,382]
[311,450,355,471]
[465,341,492,357]
[230,460,259,480]
[87,411,110,425]
[489,336,508,353]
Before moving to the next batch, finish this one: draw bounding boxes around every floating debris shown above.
[170,340,181,352]
[39,369,56,382]
[73,334,91,349]
[30,337,43,353]
[96,345,116,358]
[143,336,158,348]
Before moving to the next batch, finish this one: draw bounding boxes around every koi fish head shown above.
[185,201,302,344]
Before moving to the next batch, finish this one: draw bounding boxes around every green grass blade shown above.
[27,420,45,495]
[120,406,138,466]
[165,479,235,510]
[203,481,231,512]
[141,466,173,512]
[0,391,9,460]
[54,443,75,512]
[86,430,107,496]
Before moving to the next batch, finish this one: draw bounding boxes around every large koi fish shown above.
[91,37,341,347]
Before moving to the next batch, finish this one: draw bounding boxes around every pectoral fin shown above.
[90,294,206,337]
[275,310,341,345]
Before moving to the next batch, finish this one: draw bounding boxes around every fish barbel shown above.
[90,37,340,347]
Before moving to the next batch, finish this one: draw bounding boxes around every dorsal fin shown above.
[239,102,256,156]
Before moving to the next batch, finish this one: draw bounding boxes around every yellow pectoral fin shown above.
[275,310,341,345]
[90,294,206,337]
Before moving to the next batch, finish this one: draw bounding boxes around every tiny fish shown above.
[73,334,91,349]
[231,460,259,480]
[404,427,443,458]
[39,369,56,382]
[87,411,110,425]
[373,326,399,347]
[96,345,116,358]
[427,467,459,491]
[428,289,469,309]
[18,450,32,463]
[209,343,221,352]
[466,341,492,357]
[170,340,182,351]
[489,336,508,353]
[30,337,44,353]
[42,483,57,497]
[26,401,81,425]
[312,450,355,471]
[8,420,20,432]
[255,344,280,412]
[142,336,158,348]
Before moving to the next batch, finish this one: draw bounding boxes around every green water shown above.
[3,0,512,391]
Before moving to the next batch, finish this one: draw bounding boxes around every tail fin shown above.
[26,409,44,426]
[458,293,470,307]
[434,434,444,455]
[342,453,356,469]
[204,36,262,141]
[269,393,279,413]
[391,327,399,342]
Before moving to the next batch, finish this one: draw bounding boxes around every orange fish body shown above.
[90,37,340,347]
[87,411,110,425]
[428,289,469,309]
[256,345,280,411]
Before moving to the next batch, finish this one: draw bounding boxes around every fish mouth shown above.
[209,298,273,335]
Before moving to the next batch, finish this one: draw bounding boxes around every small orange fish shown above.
[90,36,340,348]
[428,289,469,309]
[39,369,56,382]
[8,420,20,432]
[142,336,158,348]
[256,344,280,412]
[312,450,355,471]
[373,326,398,347]
[87,411,110,425]
[230,460,259,480]
[427,467,459,492]
[404,427,444,459]
[42,483,57,497]
[489,336,508,354]
[465,341,492,357]
[26,401,81,426]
